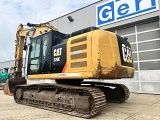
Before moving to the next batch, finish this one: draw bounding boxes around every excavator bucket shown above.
[3,77,26,96]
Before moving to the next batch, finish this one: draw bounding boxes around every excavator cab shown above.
[27,30,66,75]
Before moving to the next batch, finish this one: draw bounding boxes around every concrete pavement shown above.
[0,90,160,120]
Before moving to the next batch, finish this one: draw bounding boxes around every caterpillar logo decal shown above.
[54,48,62,62]
[122,44,133,64]
[116,35,133,67]
[54,48,62,57]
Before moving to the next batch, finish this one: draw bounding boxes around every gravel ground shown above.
[1,90,160,120]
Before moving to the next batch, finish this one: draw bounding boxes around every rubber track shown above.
[14,84,106,118]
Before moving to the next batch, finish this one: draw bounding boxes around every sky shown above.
[0,0,99,62]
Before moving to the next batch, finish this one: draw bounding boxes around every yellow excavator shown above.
[4,22,134,118]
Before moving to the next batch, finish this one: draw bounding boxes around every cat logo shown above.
[122,44,133,63]
[54,48,62,57]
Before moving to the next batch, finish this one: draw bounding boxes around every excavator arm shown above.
[4,24,29,95]
[4,23,57,95]
[15,24,29,76]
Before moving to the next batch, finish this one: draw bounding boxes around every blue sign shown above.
[96,0,159,26]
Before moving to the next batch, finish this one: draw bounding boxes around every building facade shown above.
[0,60,14,74]
[0,59,26,76]
[49,0,160,94]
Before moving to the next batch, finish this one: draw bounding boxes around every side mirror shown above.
[23,45,27,51]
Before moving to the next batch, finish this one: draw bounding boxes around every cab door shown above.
[27,32,51,75]
[27,37,42,74]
